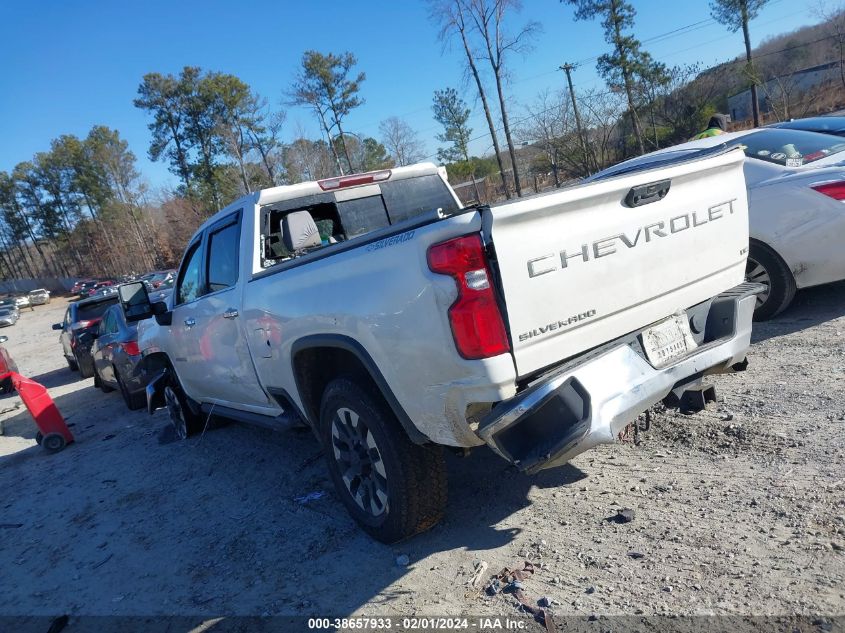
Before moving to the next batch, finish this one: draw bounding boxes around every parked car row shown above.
[0,289,51,328]
[53,294,119,376]
[54,270,176,412]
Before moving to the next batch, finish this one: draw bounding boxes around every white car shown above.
[590,128,845,319]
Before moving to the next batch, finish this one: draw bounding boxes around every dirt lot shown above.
[1,287,843,628]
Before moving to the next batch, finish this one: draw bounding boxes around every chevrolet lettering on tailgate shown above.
[526,199,737,278]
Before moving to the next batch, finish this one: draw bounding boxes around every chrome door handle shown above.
[184,318,196,327]
[223,309,239,319]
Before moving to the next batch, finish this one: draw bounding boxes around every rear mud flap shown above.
[146,369,168,415]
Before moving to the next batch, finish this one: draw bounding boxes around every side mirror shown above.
[152,301,172,326]
[52,323,63,331]
[119,282,153,322]
[0,335,7,344]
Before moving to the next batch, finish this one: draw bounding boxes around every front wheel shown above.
[163,377,204,439]
[320,378,447,543]
[746,241,797,321]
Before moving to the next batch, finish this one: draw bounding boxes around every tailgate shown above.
[483,148,749,378]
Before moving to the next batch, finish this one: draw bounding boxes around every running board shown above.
[199,403,303,431]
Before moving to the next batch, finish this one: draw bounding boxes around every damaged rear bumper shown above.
[477,282,763,474]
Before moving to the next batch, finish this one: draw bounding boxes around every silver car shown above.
[0,307,19,327]
[28,288,51,305]
[13,295,31,310]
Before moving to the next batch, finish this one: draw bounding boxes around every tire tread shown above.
[749,241,797,321]
[320,377,447,543]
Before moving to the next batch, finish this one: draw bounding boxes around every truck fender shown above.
[290,334,429,444]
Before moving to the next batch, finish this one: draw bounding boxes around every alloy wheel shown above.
[331,406,389,517]
[746,256,771,308]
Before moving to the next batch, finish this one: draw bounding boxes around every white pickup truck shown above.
[119,151,761,542]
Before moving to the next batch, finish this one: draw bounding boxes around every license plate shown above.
[641,313,697,367]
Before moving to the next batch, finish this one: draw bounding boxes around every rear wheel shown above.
[76,352,95,379]
[66,356,78,372]
[320,377,447,543]
[94,370,114,393]
[163,376,204,439]
[746,241,797,321]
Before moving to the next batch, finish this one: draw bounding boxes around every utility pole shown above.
[560,63,592,176]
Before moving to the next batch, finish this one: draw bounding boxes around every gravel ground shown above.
[0,285,843,630]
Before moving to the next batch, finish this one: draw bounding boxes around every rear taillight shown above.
[427,234,510,359]
[811,181,845,201]
[121,341,141,356]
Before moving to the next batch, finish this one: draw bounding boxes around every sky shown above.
[0,0,828,189]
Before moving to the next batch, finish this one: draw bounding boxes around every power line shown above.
[348,9,780,137]
[353,0,814,159]
[419,31,840,163]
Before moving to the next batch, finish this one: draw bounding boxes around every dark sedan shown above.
[52,295,119,377]
[767,116,845,137]
[91,305,147,410]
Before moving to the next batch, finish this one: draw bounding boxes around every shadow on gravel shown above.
[751,280,845,343]
[29,367,88,390]
[0,383,589,618]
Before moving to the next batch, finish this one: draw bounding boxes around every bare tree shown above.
[758,69,817,121]
[580,88,627,172]
[430,0,512,197]
[378,117,427,166]
[652,65,723,144]
[283,123,337,183]
[248,105,286,186]
[813,1,845,89]
[466,0,540,197]
[519,90,573,185]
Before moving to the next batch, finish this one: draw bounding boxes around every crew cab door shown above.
[170,212,273,411]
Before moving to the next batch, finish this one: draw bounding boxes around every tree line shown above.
[2,0,843,282]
